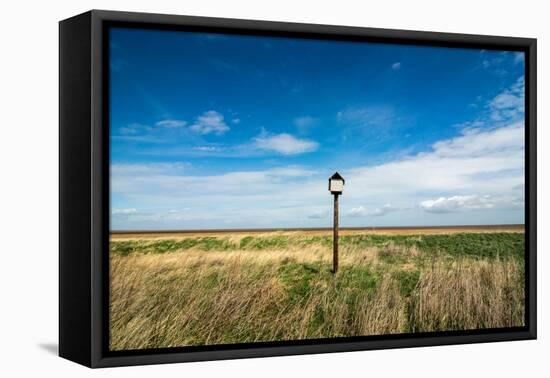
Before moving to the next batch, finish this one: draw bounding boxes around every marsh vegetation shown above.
[109,231,525,351]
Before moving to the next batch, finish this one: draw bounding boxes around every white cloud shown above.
[337,105,397,130]
[346,121,524,201]
[347,204,398,217]
[111,114,525,228]
[193,146,223,152]
[420,195,492,213]
[110,164,327,229]
[190,110,230,135]
[111,77,525,229]
[294,116,316,127]
[119,123,152,135]
[489,76,524,122]
[112,208,194,225]
[293,116,318,134]
[138,133,320,158]
[419,194,521,213]
[308,210,329,219]
[112,162,190,176]
[253,132,319,155]
[169,208,189,213]
[347,206,369,217]
[491,93,522,110]
[231,118,241,124]
[371,204,399,216]
[341,75,526,221]
[117,113,225,138]
[111,164,317,200]
[266,167,317,177]
[479,51,506,70]
[112,121,524,228]
[155,119,187,128]
[431,121,524,158]
[112,208,138,215]
[514,52,525,65]
[391,62,401,70]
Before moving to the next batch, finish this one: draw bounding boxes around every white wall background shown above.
[0,0,546,376]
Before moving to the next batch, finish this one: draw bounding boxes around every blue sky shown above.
[110,27,525,230]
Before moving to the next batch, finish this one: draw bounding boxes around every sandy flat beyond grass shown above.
[109,228,525,351]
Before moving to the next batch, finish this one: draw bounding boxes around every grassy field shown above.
[109,228,525,351]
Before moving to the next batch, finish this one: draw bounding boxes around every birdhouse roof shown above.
[329,172,345,183]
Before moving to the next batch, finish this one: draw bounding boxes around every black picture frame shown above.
[59,9,537,368]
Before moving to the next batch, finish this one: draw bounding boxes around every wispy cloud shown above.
[513,52,525,65]
[307,209,329,219]
[293,116,318,134]
[190,110,230,135]
[371,204,400,216]
[111,164,320,209]
[336,104,410,145]
[112,162,191,176]
[420,194,521,213]
[337,105,396,128]
[347,206,369,217]
[117,119,188,140]
[391,62,401,70]
[489,76,524,122]
[347,204,399,217]
[432,121,523,158]
[420,195,490,213]
[478,50,523,76]
[135,84,170,117]
[118,112,230,139]
[156,119,187,128]
[346,121,524,200]
[193,146,224,153]
[454,75,524,132]
[253,132,319,155]
[480,51,506,69]
[336,105,399,132]
[111,113,523,227]
[119,123,152,135]
[111,208,137,215]
[111,110,524,227]
[111,77,525,229]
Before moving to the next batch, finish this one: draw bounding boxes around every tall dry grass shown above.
[109,233,524,350]
[408,259,524,331]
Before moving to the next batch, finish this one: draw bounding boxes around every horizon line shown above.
[111,223,525,234]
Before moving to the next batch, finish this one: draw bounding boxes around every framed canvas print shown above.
[59,10,537,368]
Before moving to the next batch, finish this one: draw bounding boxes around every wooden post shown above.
[333,193,339,273]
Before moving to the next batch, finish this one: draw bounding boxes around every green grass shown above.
[111,232,524,260]
[109,231,526,350]
[278,262,324,303]
[392,270,421,297]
